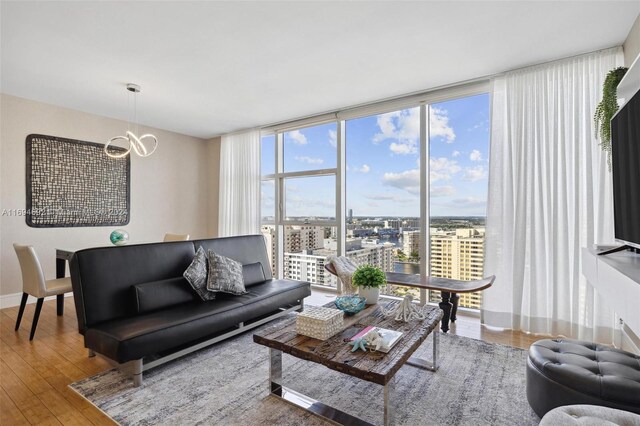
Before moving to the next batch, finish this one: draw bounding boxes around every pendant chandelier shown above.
[105,83,158,158]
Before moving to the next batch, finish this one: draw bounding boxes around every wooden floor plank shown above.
[0,360,60,425]
[0,386,30,426]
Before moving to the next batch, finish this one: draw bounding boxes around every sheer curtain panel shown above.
[483,47,623,343]
[218,130,261,237]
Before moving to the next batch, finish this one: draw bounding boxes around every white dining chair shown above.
[163,233,190,242]
[13,244,73,340]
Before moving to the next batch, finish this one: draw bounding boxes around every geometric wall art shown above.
[25,134,130,227]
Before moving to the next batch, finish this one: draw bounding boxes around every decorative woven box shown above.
[296,306,344,340]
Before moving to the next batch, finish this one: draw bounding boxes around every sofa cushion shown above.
[206,251,247,295]
[215,279,311,324]
[85,279,311,363]
[71,241,196,331]
[132,277,198,314]
[183,246,215,301]
[85,299,244,363]
[243,262,266,287]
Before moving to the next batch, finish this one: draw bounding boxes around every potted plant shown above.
[594,66,628,168]
[352,265,386,305]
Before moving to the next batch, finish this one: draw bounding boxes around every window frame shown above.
[260,82,491,297]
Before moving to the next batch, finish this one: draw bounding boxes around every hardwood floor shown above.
[0,294,547,425]
[0,297,115,425]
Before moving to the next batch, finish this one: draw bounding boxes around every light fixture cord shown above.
[134,90,138,136]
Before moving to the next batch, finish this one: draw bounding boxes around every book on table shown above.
[350,326,403,353]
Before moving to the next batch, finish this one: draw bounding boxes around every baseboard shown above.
[0,292,73,309]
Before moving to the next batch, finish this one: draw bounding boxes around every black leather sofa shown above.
[70,235,310,386]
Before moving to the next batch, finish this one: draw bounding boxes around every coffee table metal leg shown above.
[383,376,395,426]
[406,327,439,371]
[269,348,283,395]
[268,348,374,426]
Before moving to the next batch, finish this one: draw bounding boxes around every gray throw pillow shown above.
[206,250,247,295]
[183,246,216,301]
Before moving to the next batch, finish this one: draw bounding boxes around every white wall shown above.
[623,13,640,67]
[207,137,221,238]
[0,94,215,298]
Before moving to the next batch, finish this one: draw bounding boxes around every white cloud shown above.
[389,142,416,155]
[469,149,482,161]
[349,164,370,173]
[364,194,415,203]
[452,150,461,157]
[451,197,486,209]
[373,109,420,155]
[261,181,275,209]
[429,157,461,182]
[365,194,397,201]
[286,130,308,145]
[294,156,323,165]
[382,169,420,195]
[430,107,456,143]
[328,129,337,147]
[431,196,487,215]
[462,165,487,182]
[430,186,455,197]
[372,107,455,153]
[468,119,489,131]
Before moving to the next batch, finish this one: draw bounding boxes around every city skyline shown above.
[261,223,486,309]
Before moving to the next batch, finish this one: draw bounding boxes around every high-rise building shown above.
[284,225,324,252]
[429,228,485,309]
[348,209,353,222]
[402,218,421,229]
[261,225,325,276]
[384,219,402,229]
[282,237,393,288]
[260,225,277,276]
[402,230,420,256]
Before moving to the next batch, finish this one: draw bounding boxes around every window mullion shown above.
[275,132,284,279]
[419,104,429,306]
[336,120,346,293]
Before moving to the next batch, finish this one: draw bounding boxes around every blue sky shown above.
[261,93,489,218]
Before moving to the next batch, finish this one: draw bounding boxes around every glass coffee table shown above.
[253,301,443,426]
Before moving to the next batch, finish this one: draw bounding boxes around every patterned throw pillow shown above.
[183,246,216,301]
[206,250,247,295]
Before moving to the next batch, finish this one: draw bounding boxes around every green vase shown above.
[109,229,129,246]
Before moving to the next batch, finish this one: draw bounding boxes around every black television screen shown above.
[611,87,640,249]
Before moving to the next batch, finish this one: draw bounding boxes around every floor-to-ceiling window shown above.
[345,107,421,298]
[427,94,489,309]
[261,84,489,308]
[261,123,338,288]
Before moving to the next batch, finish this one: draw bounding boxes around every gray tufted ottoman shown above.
[526,339,640,418]
[540,405,640,426]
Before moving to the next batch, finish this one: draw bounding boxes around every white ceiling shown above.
[1,1,638,139]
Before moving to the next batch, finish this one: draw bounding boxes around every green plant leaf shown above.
[352,264,386,288]
[594,66,628,169]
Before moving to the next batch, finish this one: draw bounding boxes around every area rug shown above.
[70,326,539,426]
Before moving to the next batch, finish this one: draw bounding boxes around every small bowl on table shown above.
[334,296,367,316]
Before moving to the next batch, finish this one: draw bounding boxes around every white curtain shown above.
[218,130,261,237]
[483,47,623,343]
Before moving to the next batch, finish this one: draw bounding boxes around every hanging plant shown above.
[594,66,628,168]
